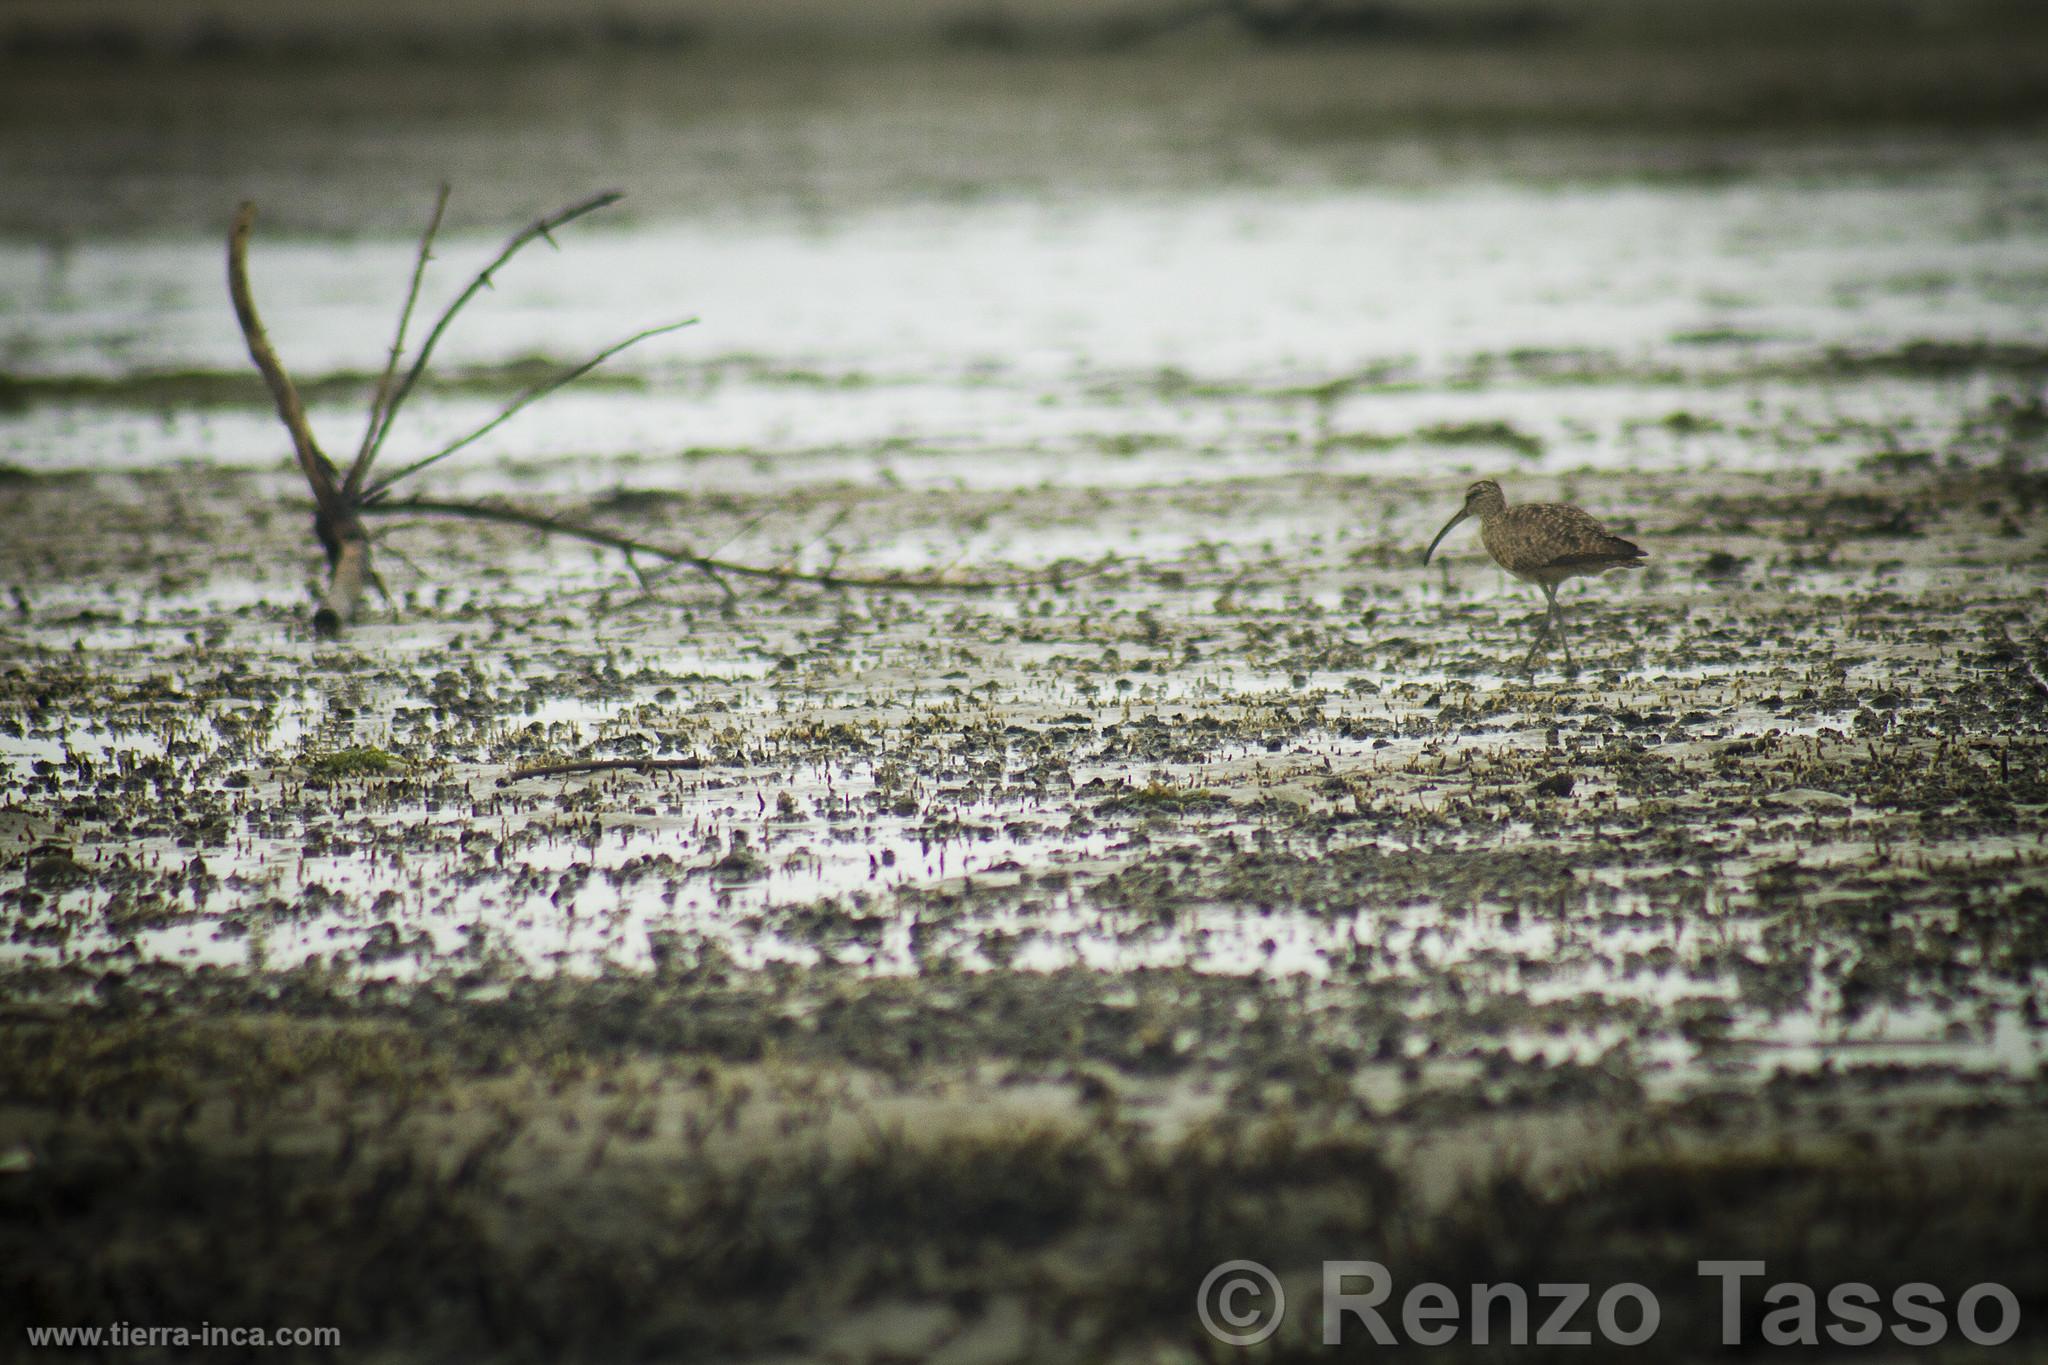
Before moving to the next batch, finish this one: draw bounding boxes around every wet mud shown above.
[5,433,2045,1358]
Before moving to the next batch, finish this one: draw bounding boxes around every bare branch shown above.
[230,201,371,635]
[362,189,625,466]
[227,202,339,510]
[358,496,1043,592]
[349,183,450,497]
[361,318,696,501]
[232,187,1079,636]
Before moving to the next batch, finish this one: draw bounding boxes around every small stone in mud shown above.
[1532,773,1575,798]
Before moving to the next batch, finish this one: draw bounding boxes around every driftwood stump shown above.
[226,188,1066,636]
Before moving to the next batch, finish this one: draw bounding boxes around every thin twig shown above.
[368,536,434,595]
[362,318,696,501]
[358,496,1041,592]
[772,506,853,576]
[630,548,737,601]
[701,561,738,600]
[707,503,783,558]
[350,183,450,497]
[362,189,624,467]
[501,757,706,783]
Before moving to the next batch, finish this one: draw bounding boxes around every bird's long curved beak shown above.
[1422,507,1469,566]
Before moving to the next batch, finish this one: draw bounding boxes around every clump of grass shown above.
[1416,419,1544,459]
[1097,781,1231,814]
[302,746,402,779]
[1671,327,1775,346]
[1857,448,1936,476]
[1323,430,1406,452]
[1660,409,1723,435]
[1088,432,1180,457]
[1697,549,1749,580]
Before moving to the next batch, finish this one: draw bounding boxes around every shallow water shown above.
[6,175,2045,481]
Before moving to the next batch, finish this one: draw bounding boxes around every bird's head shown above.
[1462,479,1507,517]
[1424,480,1507,565]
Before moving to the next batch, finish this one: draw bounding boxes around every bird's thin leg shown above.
[1547,585,1573,664]
[1522,586,1551,669]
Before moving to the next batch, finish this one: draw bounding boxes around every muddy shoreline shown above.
[5,447,2046,1357]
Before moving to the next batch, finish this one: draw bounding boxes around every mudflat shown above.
[3,21,2046,1361]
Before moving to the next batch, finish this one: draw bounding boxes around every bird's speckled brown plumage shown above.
[1423,479,1645,660]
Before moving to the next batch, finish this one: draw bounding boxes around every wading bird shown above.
[1422,479,1645,664]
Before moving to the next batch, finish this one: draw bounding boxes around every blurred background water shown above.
[2,0,2044,485]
